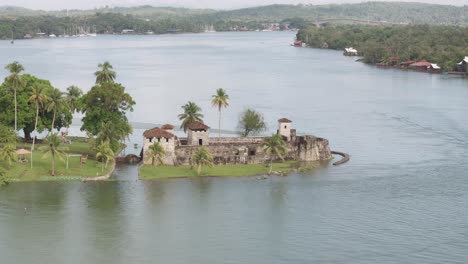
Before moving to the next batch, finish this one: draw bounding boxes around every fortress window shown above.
[158,138,161,143]
[149,138,153,143]
[166,138,169,143]
[284,125,287,129]
[199,139,203,145]
[249,150,256,156]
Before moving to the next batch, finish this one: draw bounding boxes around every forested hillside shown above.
[1,2,468,39]
[297,25,468,71]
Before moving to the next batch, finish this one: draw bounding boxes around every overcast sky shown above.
[0,0,467,10]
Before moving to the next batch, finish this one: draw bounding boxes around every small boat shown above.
[49,34,57,38]
[293,40,303,47]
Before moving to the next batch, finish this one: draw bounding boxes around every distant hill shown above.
[1,2,468,40]
[2,2,468,24]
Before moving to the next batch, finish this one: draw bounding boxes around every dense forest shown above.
[1,2,468,39]
[297,25,468,71]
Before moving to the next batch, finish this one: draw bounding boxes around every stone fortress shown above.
[142,118,332,166]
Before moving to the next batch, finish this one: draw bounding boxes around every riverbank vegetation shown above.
[297,24,468,71]
[0,61,134,183]
[1,137,112,182]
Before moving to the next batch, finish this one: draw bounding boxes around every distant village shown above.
[343,47,468,75]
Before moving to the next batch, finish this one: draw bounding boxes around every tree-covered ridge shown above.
[297,24,468,71]
[2,2,468,39]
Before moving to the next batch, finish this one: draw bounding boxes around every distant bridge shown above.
[314,18,408,27]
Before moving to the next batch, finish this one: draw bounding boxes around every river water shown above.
[0,32,467,263]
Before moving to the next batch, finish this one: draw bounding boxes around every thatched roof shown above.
[187,121,209,131]
[161,124,175,130]
[143,127,175,139]
[278,118,292,123]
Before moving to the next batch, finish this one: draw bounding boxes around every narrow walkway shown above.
[331,151,350,166]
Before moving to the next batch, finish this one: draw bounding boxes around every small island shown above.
[140,118,333,179]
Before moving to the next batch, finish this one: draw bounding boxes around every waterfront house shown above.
[457,56,468,72]
[428,63,441,73]
[409,60,432,71]
[344,47,358,56]
[400,60,416,68]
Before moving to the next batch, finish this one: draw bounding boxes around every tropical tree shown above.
[261,134,288,174]
[191,147,214,176]
[0,124,17,145]
[95,140,115,173]
[0,144,17,168]
[95,61,116,84]
[39,133,68,176]
[146,142,166,166]
[5,61,25,132]
[65,85,83,114]
[80,81,135,151]
[178,101,204,132]
[29,84,49,168]
[237,108,267,137]
[46,88,68,132]
[211,88,229,138]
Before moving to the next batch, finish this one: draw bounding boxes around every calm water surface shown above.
[0,32,467,263]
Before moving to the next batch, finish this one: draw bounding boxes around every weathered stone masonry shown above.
[142,118,332,166]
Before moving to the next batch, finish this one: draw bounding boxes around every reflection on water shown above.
[1,32,468,263]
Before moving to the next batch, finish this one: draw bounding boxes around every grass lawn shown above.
[1,137,113,182]
[140,161,320,180]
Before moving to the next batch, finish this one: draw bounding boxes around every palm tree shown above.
[95,140,115,173]
[178,101,204,132]
[261,134,288,174]
[65,86,83,114]
[46,88,68,132]
[146,142,166,166]
[29,84,49,168]
[191,147,213,176]
[211,88,229,138]
[0,144,17,168]
[95,62,116,84]
[5,61,25,132]
[39,133,68,176]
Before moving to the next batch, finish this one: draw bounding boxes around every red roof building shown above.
[409,60,432,68]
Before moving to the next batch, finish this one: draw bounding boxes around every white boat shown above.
[49,34,57,38]
[87,33,97,37]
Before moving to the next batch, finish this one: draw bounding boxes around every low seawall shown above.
[331,151,350,166]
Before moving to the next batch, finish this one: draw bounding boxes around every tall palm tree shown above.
[29,84,49,168]
[0,144,17,168]
[39,133,68,176]
[191,147,213,176]
[95,62,116,84]
[178,101,204,132]
[46,88,68,132]
[95,140,115,173]
[146,142,166,166]
[261,134,288,174]
[5,61,25,132]
[65,85,83,114]
[211,88,229,138]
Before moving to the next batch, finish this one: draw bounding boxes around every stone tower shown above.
[187,121,210,146]
[278,118,292,141]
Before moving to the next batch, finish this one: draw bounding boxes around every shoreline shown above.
[139,161,329,180]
